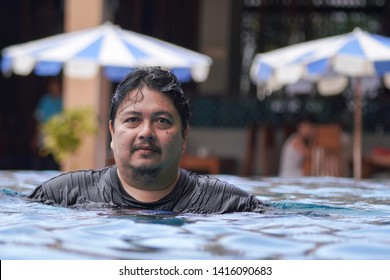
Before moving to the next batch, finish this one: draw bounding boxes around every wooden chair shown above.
[180,154,237,174]
[240,122,257,177]
[305,124,347,177]
[240,123,278,177]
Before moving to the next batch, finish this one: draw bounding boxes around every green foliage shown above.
[41,108,97,163]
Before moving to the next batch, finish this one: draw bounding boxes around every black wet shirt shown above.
[27,166,266,214]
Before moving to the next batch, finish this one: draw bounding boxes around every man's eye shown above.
[125,117,140,126]
[155,118,172,128]
[126,117,139,123]
[156,118,170,124]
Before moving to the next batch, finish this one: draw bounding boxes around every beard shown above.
[128,164,162,181]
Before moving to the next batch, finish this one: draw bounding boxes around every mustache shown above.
[131,142,161,153]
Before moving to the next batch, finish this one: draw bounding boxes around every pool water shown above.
[1,170,390,259]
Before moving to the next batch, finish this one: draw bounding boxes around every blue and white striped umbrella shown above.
[1,22,212,83]
[250,28,390,180]
[250,28,390,95]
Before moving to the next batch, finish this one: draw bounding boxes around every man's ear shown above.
[182,126,189,153]
[109,120,114,149]
[109,120,115,134]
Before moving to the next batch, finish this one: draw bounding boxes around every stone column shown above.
[198,0,231,95]
[62,0,110,171]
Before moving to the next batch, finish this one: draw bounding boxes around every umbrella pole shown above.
[353,77,362,180]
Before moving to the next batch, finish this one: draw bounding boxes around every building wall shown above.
[1,0,390,176]
[187,128,390,177]
[198,0,231,95]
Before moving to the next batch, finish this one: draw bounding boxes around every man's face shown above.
[299,121,314,140]
[109,86,188,179]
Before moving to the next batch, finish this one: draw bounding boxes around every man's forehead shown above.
[116,88,177,115]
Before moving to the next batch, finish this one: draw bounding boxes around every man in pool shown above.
[28,67,266,214]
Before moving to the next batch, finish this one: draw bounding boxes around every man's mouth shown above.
[132,145,160,153]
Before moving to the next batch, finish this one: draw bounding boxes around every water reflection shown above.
[1,171,390,259]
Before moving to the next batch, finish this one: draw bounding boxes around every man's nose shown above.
[138,122,156,140]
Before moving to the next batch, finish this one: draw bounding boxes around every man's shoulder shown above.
[180,169,247,195]
[27,166,117,205]
[36,166,116,197]
[46,165,115,185]
[178,169,265,214]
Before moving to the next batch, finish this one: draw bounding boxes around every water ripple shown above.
[1,171,390,259]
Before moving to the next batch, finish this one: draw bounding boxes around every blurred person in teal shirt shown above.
[33,78,63,169]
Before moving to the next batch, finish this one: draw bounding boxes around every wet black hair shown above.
[109,67,190,135]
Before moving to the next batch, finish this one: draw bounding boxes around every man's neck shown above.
[117,169,179,203]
